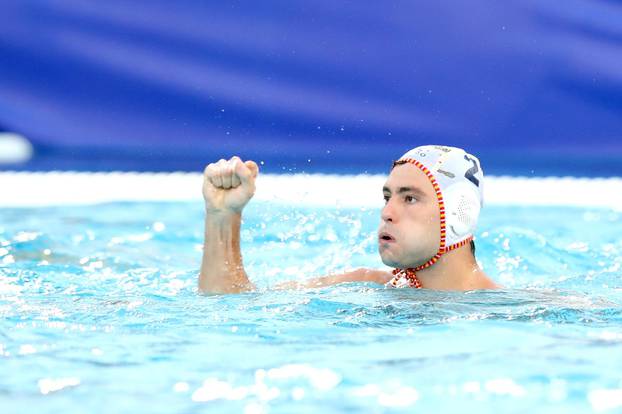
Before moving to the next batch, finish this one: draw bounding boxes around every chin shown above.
[379,251,401,268]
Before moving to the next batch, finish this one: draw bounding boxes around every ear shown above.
[443,182,481,241]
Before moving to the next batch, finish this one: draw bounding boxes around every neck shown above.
[408,245,494,290]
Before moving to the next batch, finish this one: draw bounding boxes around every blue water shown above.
[1,202,622,413]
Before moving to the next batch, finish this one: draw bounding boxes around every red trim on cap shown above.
[389,236,473,289]
[389,158,473,289]
[389,268,422,289]
[401,158,446,270]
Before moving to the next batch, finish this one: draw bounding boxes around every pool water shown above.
[1,201,622,413]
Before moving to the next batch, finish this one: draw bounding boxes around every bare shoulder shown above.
[472,270,501,290]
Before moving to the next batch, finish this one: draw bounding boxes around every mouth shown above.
[378,232,396,243]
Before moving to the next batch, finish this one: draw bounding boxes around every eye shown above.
[383,195,390,204]
[405,195,417,204]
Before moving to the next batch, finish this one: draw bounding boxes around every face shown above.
[378,163,441,268]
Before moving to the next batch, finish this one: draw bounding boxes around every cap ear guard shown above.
[442,182,481,245]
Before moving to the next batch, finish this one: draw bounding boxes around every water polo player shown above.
[199,145,497,293]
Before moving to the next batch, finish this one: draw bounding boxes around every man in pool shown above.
[199,145,498,293]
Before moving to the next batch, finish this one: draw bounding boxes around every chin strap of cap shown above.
[387,157,473,289]
[389,236,473,288]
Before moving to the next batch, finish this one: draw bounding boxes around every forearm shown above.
[198,211,254,294]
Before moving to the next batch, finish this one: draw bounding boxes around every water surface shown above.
[1,202,621,413]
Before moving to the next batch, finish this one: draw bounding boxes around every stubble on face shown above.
[378,164,441,268]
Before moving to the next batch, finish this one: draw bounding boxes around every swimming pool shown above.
[1,173,622,413]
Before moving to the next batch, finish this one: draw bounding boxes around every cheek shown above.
[407,206,441,248]
[426,211,441,244]
[409,204,440,230]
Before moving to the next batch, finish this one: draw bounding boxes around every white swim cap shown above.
[395,145,484,269]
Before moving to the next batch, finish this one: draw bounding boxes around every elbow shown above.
[197,280,255,295]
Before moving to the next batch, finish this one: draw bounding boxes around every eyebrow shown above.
[382,186,426,196]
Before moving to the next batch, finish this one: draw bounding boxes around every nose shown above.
[381,199,395,223]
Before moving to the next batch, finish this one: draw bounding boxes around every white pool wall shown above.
[1,172,621,209]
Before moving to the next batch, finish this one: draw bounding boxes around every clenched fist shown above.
[202,156,259,213]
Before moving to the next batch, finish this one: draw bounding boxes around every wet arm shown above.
[198,211,255,294]
[199,156,258,294]
[274,268,393,290]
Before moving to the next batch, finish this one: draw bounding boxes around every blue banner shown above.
[1,1,621,175]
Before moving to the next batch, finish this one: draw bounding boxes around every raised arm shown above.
[198,156,258,294]
[198,156,393,294]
